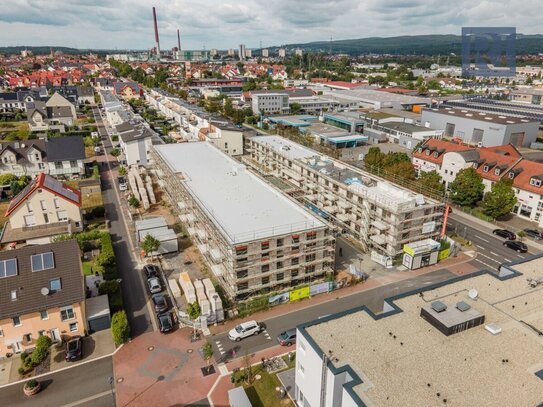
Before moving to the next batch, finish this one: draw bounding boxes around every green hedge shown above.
[111,311,130,345]
[99,280,123,313]
[30,335,52,366]
[97,233,118,280]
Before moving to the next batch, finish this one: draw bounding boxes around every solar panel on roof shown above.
[43,175,79,203]
[7,179,36,212]
[431,301,447,313]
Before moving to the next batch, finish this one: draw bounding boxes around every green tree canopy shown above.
[449,167,485,207]
[187,302,201,320]
[482,178,517,219]
[141,234,161,256]
[417,171,445,196]
[363,147,386,170]
[111,310,130,345]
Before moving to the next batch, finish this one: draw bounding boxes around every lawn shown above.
[82,260,94,276]
[234,356,295,407]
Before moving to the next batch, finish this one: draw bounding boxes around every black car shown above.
[503,240,528,253]
[157,312,174,333]
[523,229,543,240]
[277,329,297,346]
[65,337,83,361]
[493,229,516,240]
[152,293,169,313]
[143,264,159,279]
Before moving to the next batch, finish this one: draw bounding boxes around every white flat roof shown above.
[251,135,317,160]
[154,142,325,244]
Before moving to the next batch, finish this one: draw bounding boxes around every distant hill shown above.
[0,46,112,55]
[277,34,543,55]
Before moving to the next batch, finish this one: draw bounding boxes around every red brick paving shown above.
[113,328,219,407]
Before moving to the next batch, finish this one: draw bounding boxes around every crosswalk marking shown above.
[262,329,272,340]
[215,340,226,355]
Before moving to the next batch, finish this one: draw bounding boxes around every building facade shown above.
[251,92,290,116]
[0,240,86,355]
[150,142,335,301]
[246,136,444,258]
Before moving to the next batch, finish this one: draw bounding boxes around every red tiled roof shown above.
[475,147,520,182]
[6,173,81,217]
[413,138,472,165]
[508,160,543,194]
[325,81,366,89]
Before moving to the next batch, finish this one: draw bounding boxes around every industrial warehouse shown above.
[150,142,335,300]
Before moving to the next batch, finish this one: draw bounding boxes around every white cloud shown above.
[0,0,540,50]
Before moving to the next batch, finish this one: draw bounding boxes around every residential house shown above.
[0,240,86,355]
[0,89,43,114]
[413,138,543,226]
[92,77,115,91]
[113,82,141,100]
[116,123,153,166]
[1,173,83,245]
[26,92,77,132]
[199,123,244,156]
[76,86,94,104]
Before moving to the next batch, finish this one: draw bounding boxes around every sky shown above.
[0,0,541,50]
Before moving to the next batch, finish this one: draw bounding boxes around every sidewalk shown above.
[451,210,543,252]
[208,252,474,336]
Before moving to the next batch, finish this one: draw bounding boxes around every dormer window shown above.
[417,147,422,153]
[494,168,501,176]
[433,152,439,158]
[483,165,489,173]
[529,178,542,187]
[472,163,478,169]
[425,150,431,156]
[508,172,515,179]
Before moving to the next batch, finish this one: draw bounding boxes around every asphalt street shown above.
[0,357,114,407]
[92,106,153,337]
[211,268,456,359]
[447,214,541,271]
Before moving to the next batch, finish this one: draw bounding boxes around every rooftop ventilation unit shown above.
[485,323,502,335]
[431,301,447,313]
[456,301,471,312]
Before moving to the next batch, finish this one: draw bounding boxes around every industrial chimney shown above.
[177,29,181,51]
[152,7,161,55]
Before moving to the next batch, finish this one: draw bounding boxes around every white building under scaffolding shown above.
[245,135,445,258]
[150,142,335,301]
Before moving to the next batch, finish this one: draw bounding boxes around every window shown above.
[261,241,270,251]
[54,198,60,209]
[236,269,248,279]
[291,257,300,265]
[292,234,300,244]
[11,290,17,301]
[298,363,305,375]
[425,149,431,156]
[276,261,283,269]
[305,265,316,274]
[0,259,17,278]
[262,276,270,285]
[13,316,21,327]
[38,330,45,337]
[70,160,77,168]
[530,178,542,187]
[483,165,489,173]
[26,201,33,213]
[306,231,317,241]
[24,333,32,343]
[31,252,55,272]
[60,306,75,321]
[235,246,248,256]
[291,270,299,278]
[49,278,62,292]
[237,282,248,291]
[24,214,36,226]
[509,172,515,179]
[305,254,316,262]
[40,200,47,211]
[494,168,501,175]
[276,273,284,281]
[40,310,49,320]
[57,210,68,221]
[69,323,78,332]
[277,238,284,247]
[261,251,270,258]
[433,152,439,158]
[0,328,3,337]
[261,264,270,273]
[55,162,63,170]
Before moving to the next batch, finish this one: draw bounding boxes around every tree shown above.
[202,342,214,373]
[118,166,127,176]
[417,171,445,196]
[482,178,517,219]
[290,102,302,115]
[187,302,201,339]
[449,168,484,207]
[387,161,416,180]
[363,147,386,170]
[141,234,161,258]
[111,310,130,345]
[128,195,140,209]
[517,230,527,242]
[0,173,18,186]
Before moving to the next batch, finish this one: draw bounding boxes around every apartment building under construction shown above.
[150,142,335,301]
[245,136,445,259]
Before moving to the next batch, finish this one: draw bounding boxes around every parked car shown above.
[523,229,543,240]
[228,320,261,341]
[118,176,127,191]
[157,312,174,333]
[151,293,169,313]
[277,329,297,346]
[493,229,516,240]
[503,240,528,253]
[147,277,161,294]
[65,337,83,361]
[143,264,159,279]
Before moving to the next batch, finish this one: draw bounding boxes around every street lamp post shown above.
[108,376,116,407]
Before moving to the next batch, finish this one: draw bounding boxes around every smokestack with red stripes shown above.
[152,7,160,55]
[177,29,181,51]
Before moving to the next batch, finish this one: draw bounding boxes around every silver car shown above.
[147,277,161,294]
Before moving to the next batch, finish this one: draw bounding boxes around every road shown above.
[91,106,153,337]
[447,214,541,270]
[0,357,114,407]
[211,268,456,359]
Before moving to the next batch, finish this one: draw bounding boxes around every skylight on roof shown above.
[0,259,17,278]
[31,252,55,272]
